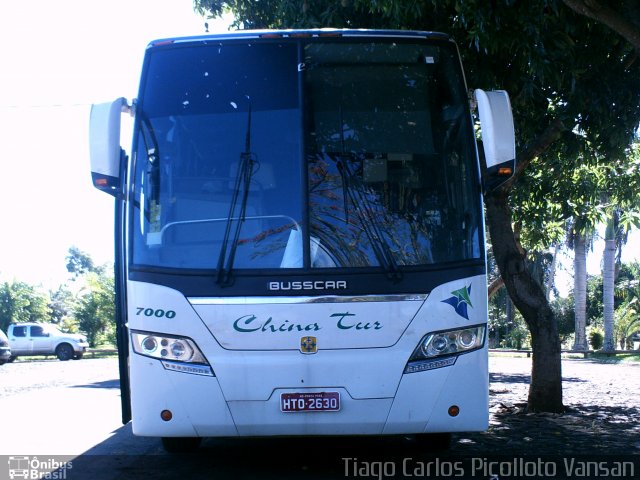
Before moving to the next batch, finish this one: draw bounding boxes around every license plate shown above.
[280,392,340,412]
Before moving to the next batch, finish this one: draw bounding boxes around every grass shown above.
[587,352,640,364]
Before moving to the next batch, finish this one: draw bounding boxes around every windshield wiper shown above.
[332,103,401,282]
[334,154,402,282]
[216,105,256,286]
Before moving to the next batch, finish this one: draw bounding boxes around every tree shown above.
[0,280,51,332]
[66,246,103,279]
[559,164,609,352]
[614,297,640,349]
[562,0,640,52]
[611,260,640,350]
[572,230,589,350]
[602,214,618,351]
[194,0,640,412]
[48,285,75,325]
[73,272,115,347]
[600,147,640,351]
[563,0,640,356]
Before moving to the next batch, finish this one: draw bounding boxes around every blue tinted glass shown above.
[130,39,481,273]
[305,42,480,267]
[132,43,302,269]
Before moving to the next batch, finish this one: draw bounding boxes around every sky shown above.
[0,1,637,294]
[0,0,230,289]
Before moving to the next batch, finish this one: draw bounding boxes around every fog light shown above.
[448,405,460,417]
[161,410,173,421]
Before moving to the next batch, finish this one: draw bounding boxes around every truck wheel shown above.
[56,343,74,361]
[161,437,202,453]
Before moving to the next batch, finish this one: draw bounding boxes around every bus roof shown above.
[146,29,453,49]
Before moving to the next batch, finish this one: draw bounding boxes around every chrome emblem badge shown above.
[300,336,317,354]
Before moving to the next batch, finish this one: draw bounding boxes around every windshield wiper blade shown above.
[216,105,255,286]
[334,104,401,282]
[335,155,402,282]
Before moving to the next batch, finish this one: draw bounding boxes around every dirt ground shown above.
[452,355,640,455]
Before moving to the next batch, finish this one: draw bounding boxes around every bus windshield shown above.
[131,38,480,273]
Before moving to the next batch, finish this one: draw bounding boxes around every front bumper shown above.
[129,347,488,438]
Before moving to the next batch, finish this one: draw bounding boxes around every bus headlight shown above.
[404,325,485,373]
[131,330,214,376]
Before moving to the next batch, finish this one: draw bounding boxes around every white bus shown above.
[89,29,515,453]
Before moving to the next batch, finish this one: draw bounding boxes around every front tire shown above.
[56,343,74,361]
[161,437,202,453]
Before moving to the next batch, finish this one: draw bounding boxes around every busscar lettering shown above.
[268,280,348,291]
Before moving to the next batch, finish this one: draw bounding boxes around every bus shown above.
[89,29,515,452]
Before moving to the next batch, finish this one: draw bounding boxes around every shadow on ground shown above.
[70,379,121,389]
[58,399,640,480]
[454,403,640,456]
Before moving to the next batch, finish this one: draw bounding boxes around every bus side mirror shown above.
[475,89,516,191]
[89,97,129,196]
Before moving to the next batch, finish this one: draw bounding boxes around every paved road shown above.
[0,356,638,479]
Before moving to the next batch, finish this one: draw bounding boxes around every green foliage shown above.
[504,321,531,350]
[66,246,104,279]
[585,260,640,328]
[615,297,640,349]
[490,260,640,351]
[0,280,51,332]
[488,287,533,349]
[551,295,577,343]
[48,285,75,324]
[73,272,115,347]
[1,248,115,346]
[586,273,604,324]
[589,328,604,350]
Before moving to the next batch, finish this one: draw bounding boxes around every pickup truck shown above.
[7,323,89,361]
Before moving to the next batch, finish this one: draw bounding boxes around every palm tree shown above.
[568,221,592,351]
[600,145,640,351]
[602,213,617,352]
